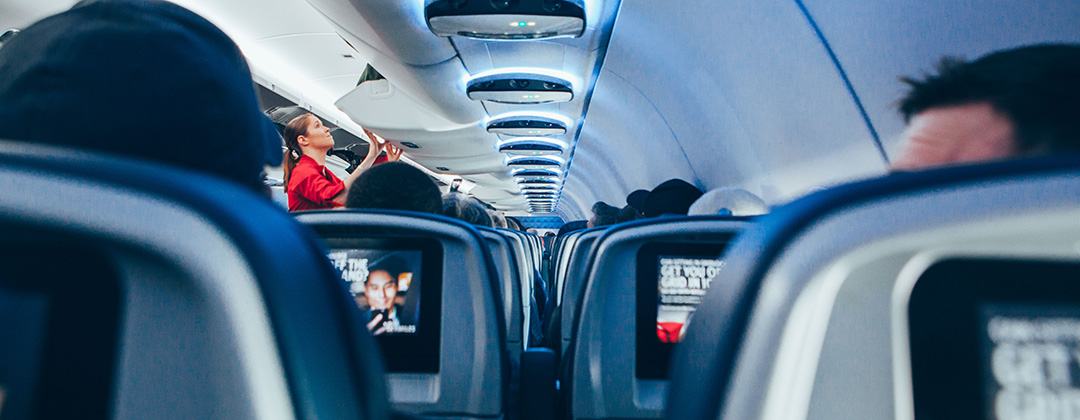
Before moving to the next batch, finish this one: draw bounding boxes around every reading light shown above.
[499,138,566,156]
[487,115,567,136]
[467,74,572,104]
[426,0,585,40]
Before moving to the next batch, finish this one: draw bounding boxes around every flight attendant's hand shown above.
[386,144,404,162]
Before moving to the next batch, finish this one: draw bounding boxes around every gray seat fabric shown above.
[501,228,543,345]
[479,227,528,359]
[666,158,1080,420]
[0,140,389,420]
[295,211,508,420]
[566,217,748,420]
[553,227,604,356]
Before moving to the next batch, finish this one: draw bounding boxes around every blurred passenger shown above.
[489,209,508,229]
[283,113,382,211]
[506,216,525,231]
[617,204,643,223]
[893,44,1080,170]
[557,220,588,236]
[345,161,441,213]
[442,192,494,227]
[642,179,703,217]
[588,201,620,228]
[688,187,768,216]
[526,228,539,234]
[626,189,650,214]
[0,0,278,193]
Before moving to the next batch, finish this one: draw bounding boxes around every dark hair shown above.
[505,216,525,231]
[281,113,314,193]
[489,210,508,229]
[442,192,494,227]
[590,201,620,227]
[617,204,642,223]
[345,161,441,213]
[368,254,408,284]
[0,0,281,192]
[899,44,1080,154]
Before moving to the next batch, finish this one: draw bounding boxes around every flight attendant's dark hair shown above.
[281,113,315,193]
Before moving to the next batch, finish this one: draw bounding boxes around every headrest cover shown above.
[0,0,282,192]
[643,179,703,217]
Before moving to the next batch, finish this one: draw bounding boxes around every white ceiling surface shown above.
[559,0,1080,219]
[306,0,621,214]
[0,0,77,30]
[561,0,890,218]
[9,0,1079,219]
[802,0,1080,154]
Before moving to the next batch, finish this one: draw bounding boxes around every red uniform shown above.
[288,156,345,211]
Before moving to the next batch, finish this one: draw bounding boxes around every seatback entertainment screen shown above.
[908,259,1080,420]
[637,240,731,379]
[328,249,423,335]
[322,237,443,373]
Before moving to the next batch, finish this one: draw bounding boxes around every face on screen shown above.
[656,256,724,343]
[366,270,398,311]
[328,249,421,335]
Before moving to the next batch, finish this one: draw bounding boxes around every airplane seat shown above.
[550,227,605,356]
[564,217,749,420]
[552,230,585,308]
[478,227,529,360]
[500,228,545,343]
[296,211,552,420]
[665,157,1080,420]
[0,139,389,420]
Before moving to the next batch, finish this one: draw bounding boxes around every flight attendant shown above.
[282,113,396,211]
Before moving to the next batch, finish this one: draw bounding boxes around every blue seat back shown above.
[567,217,748,420]
[0,140,388,420]
[295,210,508,419]
[667,157,1080,420]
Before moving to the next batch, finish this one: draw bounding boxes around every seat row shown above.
[5,137,1079,420]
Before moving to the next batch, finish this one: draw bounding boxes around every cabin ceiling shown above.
[4,0,1079,219]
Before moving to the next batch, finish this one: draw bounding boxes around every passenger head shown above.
[588,201,620,228]
[489,209,508,229]
[642,179,703,217]
[345,161,441,213]
[893,44,1080,170]
[441,192,494,227]
[506,216,525,231]
[626,189,649,214]
[688,187,768,216]
[0,0,281,192]
[366,255,406,311]
[557,220,588,236]
[617,204,643,223]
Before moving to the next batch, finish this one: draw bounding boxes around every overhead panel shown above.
[426,0,586,40]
